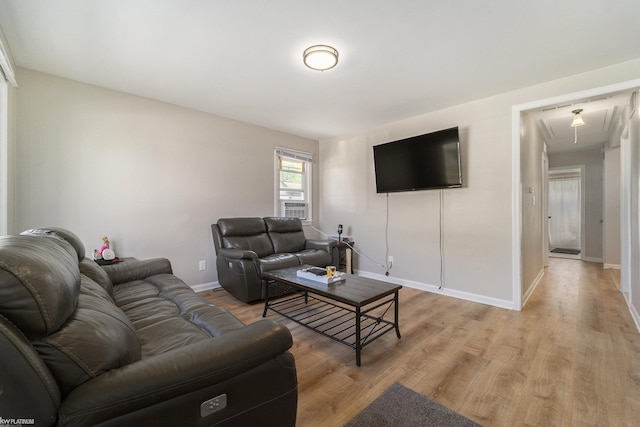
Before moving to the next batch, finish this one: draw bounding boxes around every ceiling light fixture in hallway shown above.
[571,108,585,143]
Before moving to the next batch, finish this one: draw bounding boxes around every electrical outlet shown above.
[388,256,394,263]
[199,260,206,271]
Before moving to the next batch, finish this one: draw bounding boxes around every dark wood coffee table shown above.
[262,265,402,366]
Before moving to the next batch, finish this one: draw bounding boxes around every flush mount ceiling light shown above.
[303,45,338,71]
[571,109,585,144]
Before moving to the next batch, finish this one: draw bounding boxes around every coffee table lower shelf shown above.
[263,290,400,366]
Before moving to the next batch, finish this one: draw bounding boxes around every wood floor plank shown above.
[460,359,527,425]
[512,347,574,426]
[200,258,640,426]
[572,329,617,426]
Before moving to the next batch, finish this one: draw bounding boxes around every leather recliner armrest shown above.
[58,320,293,426]
[102,258,173,285]
[304,239,337,253]
[218,248,258,260]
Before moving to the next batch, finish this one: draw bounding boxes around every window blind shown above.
[275,147,313,163]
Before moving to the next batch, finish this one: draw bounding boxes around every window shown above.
[0,37,17,236]
[275,147,313,220]
[0,80,7,235]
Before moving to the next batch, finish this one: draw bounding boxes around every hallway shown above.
[523,258,639,426]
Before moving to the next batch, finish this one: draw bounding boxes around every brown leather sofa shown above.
[0,227,297,426]
[211,217,338,303]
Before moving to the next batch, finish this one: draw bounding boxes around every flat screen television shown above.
[373,127,462,193]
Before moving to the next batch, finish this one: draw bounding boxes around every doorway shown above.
[512,77,640,311]
[547,167,584,259]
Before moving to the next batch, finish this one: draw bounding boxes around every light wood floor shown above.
[200,259,640,426]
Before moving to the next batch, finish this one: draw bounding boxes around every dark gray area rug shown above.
[550,248,580,255]
[345,382,482,427]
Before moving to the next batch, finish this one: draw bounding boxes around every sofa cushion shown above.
[112,273,245,358]
[33,275,141,397]
[264,217,306,253]
[257,253,300,275]
[293,249,332,267]
[0,235,80,340]
[217,217,274,257]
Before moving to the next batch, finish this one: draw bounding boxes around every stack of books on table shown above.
[297,267,344,284]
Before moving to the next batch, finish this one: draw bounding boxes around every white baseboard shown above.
[603,263,621,269]
[626,294,640,333]
[522,268,544,308]
[194,271,636,327]
[191,281,220,292]
[583,256,603,263]
[355,270,516,310]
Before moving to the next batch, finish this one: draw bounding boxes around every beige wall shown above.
[604,147,621,268]
[320,59,640,308]
[14,67,318,286]
[320,94,516,306]
[628,100,640,323]
[520,112,545,297]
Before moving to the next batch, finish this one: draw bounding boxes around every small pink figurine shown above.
[100,236,110,257]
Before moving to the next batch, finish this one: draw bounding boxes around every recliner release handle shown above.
[200,394,227,417]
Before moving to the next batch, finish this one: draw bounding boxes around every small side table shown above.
[337,242,354,274]
[97,257,137,269]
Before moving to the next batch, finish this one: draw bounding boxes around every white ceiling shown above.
[1,0,640,141]
[529,92,633,153]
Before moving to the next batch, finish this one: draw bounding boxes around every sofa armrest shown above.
[58,320,294,426]
[305,239,337,253]
[218,248,258,260]
[102,258,173,285]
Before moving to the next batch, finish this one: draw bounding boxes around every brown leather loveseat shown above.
[211,217,338,303]
[0,227,297,426]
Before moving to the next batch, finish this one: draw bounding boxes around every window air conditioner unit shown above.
[281,202,308,219]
